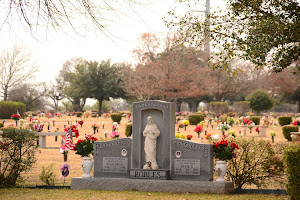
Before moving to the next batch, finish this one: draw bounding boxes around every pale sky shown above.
[0,0,226,84]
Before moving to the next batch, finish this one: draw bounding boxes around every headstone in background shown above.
[132,100,175,170]
[170,138,213,181]
[94,138,132,178]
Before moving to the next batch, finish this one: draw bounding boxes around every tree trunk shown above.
[98,99,103,114]
[175,98,182,112]
[298,101,300,113]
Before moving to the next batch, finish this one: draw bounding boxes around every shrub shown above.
[125,123,132,137]
[90,113,97,118]
[0,127,38,186]
[284,143,300,200]
[278,116,293,126]
[282,125,299,141]
[209,102,229,115]
[188,114,204,125]
[249,116,260,125]
[39,163,56,186]
[110,113,122,123]
[246,90,274,113]
[0,101,26,119]
[227,138,285,189]
[75,112,82,117]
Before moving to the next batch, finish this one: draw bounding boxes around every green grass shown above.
[0,189,288,200]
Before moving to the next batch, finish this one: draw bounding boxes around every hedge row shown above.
[110,113,122,123]
[249,116,260,125]
[188,114,205,125]
[284,143,300,200]
[278,116,293,126]
[0,101,26,119]
[282,125,299,141]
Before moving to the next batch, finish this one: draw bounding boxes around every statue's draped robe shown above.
[143,122,160,169]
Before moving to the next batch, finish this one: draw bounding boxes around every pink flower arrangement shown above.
[78,119,84,127]
[110,131,119,139]
[46,112,52,117]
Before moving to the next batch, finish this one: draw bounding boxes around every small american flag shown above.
[61,126,75,151]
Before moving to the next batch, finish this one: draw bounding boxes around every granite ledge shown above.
[71,177,234,194]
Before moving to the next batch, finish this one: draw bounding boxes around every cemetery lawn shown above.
[0,188,288,200]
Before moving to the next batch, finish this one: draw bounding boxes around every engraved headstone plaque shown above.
[171,139,213,181]
[94,138,131,178]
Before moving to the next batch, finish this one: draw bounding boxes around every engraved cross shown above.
[215,167,222,176]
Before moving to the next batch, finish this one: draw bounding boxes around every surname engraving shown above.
[174,159,200,175]
[103,157,128,173]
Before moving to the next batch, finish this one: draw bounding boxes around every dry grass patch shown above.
[0,189,289,200]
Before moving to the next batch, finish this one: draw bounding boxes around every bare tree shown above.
[8,83,47,111]
[1,0,151,37]
[0,44,38,101]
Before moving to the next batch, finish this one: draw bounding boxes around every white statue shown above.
[143,116,160,170]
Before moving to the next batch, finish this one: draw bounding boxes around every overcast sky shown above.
[0,0,225,84]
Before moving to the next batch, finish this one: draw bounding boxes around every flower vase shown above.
[222,131,225,136]
[93,129,96,135]
[197,132,200,138]
[272,136,274,143]
[15,120,18,126]
[81,156,93,178]
[215,160,227,182]
[80,124,82,128]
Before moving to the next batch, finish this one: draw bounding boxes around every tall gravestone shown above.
[131,100,175,171]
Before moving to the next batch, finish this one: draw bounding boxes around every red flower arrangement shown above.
[75,135,98,157]
[213,137,239,161]
[292,121,300,126]
[187,135,193,140]
[194,125,203,133]
[178,121,184,128]
[46,113,52,117]
[78,119,84,127]
[64,125,79,138]
[11,114,21,121]
[205,134,212,140]
[243,117,253,125]
[255,127,260,133]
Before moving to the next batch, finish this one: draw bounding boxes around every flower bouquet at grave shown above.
[187,135,193,140]
[78,119,84,128]
[178,121,184,128]
[23,112,29,118]
[213,137,239,161]
[199,121,205,127]
[112,122,119,131]
[292,120,300,126]
[182,120,189,130]
[176,116,183,123]
[227,117,235,126]
[205,133,219,143]
[270,130,276,137]
[11,114,21,126]
[263,119,272,126]
[242,117,253,125]
[217,122,231,135]
[52,118,56,126]
[228,130,236,137]
[255,127,260,134]
[91,123,99,134]
[64,125,79,138]
[175,133,187,139]
[110,131,119,139]
[194,125,203,137]
[46,112,52,118]
[75,135,98,157]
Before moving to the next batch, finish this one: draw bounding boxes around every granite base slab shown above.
[71,177,234,194]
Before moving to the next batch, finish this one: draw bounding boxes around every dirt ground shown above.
[1,115,291,187]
